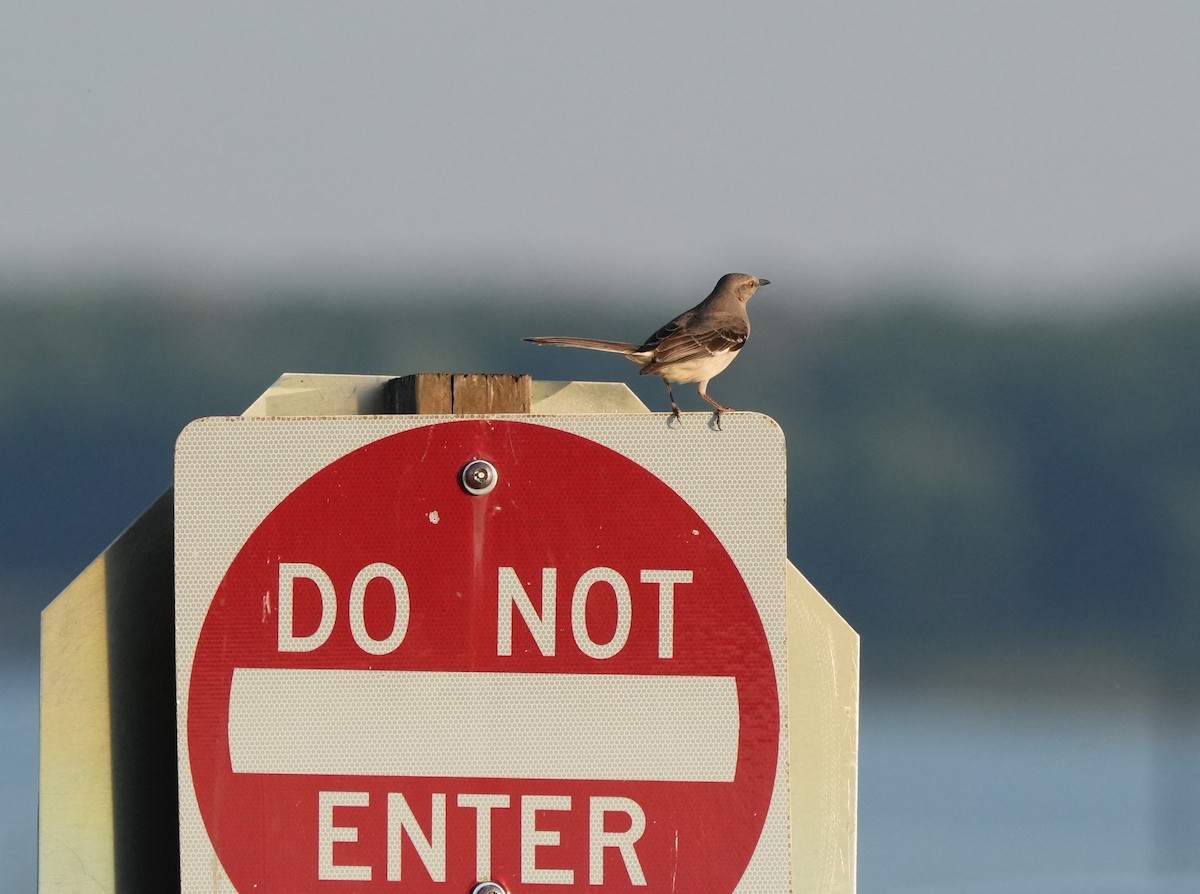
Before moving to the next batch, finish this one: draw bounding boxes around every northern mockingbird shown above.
[525,272,769,428]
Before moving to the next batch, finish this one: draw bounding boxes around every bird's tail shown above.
[524,336,643,354]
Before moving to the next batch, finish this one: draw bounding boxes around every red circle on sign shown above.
[188,420,779,893]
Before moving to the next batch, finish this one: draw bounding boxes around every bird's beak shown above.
[757,278,771,286]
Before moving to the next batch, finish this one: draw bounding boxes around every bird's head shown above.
[716,272,770,303]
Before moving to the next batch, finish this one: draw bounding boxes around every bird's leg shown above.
[698,384,730,430]
[663,379,683,423]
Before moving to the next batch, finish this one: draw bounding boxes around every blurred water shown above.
[859,693,1200,894]
[3,673,1197,893]
[2,666,38,894]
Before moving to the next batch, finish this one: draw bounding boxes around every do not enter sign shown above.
[176,415,790,892]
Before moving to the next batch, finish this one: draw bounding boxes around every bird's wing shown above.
[640,321,748,369]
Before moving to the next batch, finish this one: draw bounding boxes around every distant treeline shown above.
[3,285,1199,686]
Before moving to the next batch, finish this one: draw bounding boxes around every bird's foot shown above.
[700,392,730,431]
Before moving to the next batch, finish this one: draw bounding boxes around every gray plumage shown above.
[525,272,769,427]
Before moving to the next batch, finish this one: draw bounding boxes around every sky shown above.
[4,1,1200,305]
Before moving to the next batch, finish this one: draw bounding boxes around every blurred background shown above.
[3,2,1199,892]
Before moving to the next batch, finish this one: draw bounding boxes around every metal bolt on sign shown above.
[460,459,499,495]
[471,883,507,894]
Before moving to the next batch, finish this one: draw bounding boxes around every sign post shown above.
[176,412,793,891]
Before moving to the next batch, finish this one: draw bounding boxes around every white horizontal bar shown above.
[228,668,739,782]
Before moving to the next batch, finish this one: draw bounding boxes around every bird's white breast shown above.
[656,349,739,384]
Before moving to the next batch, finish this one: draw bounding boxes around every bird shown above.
[524,272,769,429]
